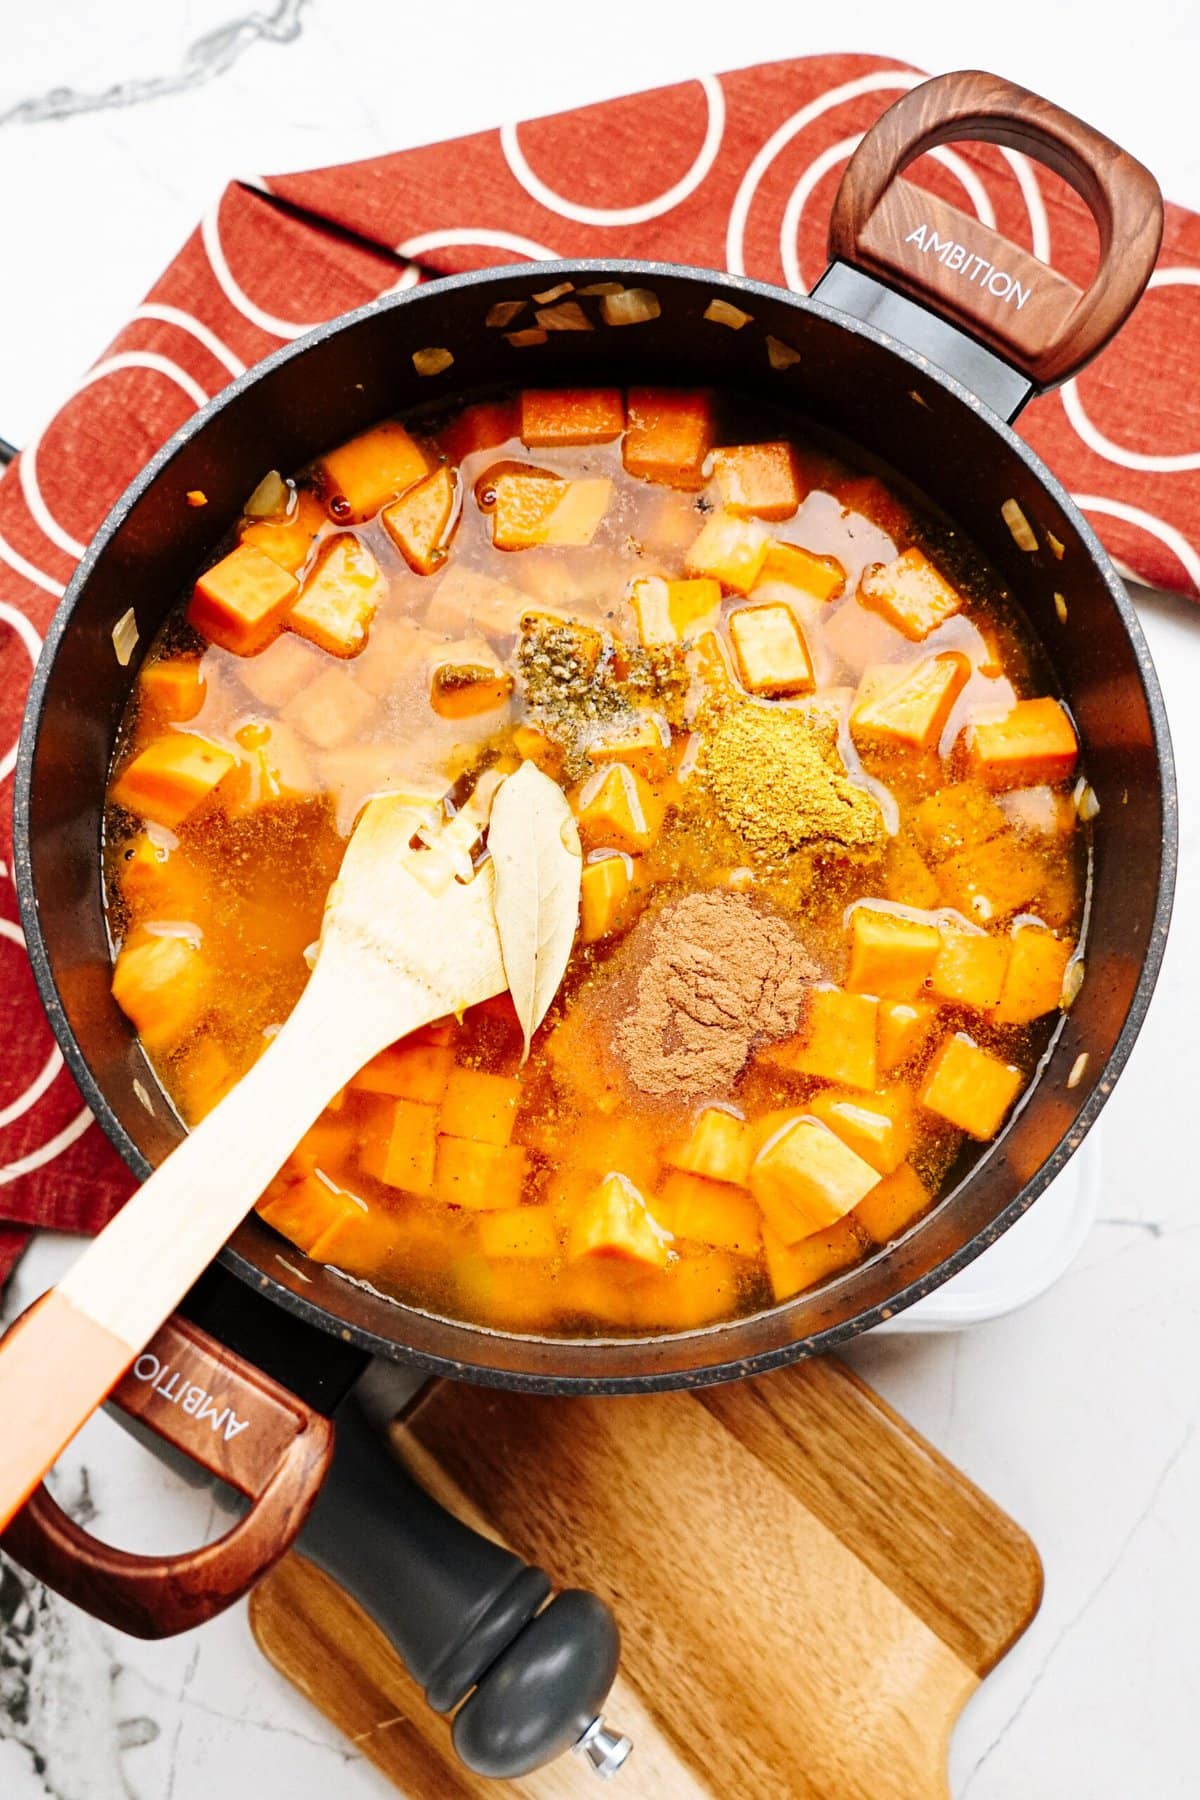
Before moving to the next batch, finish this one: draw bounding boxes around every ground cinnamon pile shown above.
[616,890,818,1097]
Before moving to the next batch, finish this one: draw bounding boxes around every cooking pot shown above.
[1,69,1176,1774]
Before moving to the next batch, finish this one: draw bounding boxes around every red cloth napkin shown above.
[2,52,1197,1294]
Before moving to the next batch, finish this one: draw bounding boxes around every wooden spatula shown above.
[0,787,508,1531]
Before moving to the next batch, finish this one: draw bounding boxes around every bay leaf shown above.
[488,760,582,1061]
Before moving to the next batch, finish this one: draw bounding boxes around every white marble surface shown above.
[3,4,1200,1796]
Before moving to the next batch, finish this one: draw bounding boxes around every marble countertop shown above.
[3,5,1200,1796]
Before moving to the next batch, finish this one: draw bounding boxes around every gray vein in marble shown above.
[960,1419,1197,1796]
[0,0,311,127]
[129,1667,358,1765]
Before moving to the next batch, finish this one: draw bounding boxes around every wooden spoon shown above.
[0,790,508,1531]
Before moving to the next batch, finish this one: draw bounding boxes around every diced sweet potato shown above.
[227,718,315,813]
[846,907,940,998]
[236,633,323,708]
[172,1036,236,1123]
[964,697,1078,790]
[853,1163,931,1244]
[567,1172,672,1268]
[755,540,845,602]
[319,421,430,521]
[937,833,1044,925]
[877,999,936,1073]
[657,1170,761,1255]
[580,853,637,942]
[288,1117,358,1181]
[809,1088,914,1175]
[111,732,237,829]
[287,534,381,658]
[492,471,610,549]
[585,713,672,780]
[763,987,878,1091]
[257,1172,370,1261]
[440,400,519,465]
[434,1137,529,1210]
[998,786,1077,840]
[629,576,722,647]
[478,1205,559,1259]
[441,1067,522,1147]
[117,831,204,918]
[575,763,665,854]
[750,1117,880,1241]
[711,443,801,521]
[381,466,458,575]
[930,926,1010,1011]
[910,783,1008,861]
[666,1107,753,1187]
[850,653,970,753]
[241,488,328,574]
[623,1255,742,1331]
[762,1218,864,1300]
[727,603,814,696]
[359,1097,439,1195]
[188,544,299,656]
[351,1042,455,1103]
[111,932,209,1050]
[519,388,624,446]
[140,656,206,723]
[623,388,713,488]
[520,610,605,674]
[283,664,376,750]
[883,832,941,911]
[513,724,565,776]
[859,548,962,641]
[424,563,531,640]
[430,656,515,719]
[919,1034,1023,1139]
[685,509,769,594]
[837,475,910,545]
[992,926,1074,1025]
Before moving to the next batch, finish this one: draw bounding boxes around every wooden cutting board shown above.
[250,1355,1041,1798]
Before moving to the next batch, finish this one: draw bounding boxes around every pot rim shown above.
[13,257,1179,1393]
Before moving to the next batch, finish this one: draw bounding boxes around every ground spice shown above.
[616,890,819,1097]
[701,696,884,862]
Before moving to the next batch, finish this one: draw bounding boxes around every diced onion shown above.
[1002,498,1038,552]
[505,328,548,348]
[532,281,574,304]
[1047,530,1066,561]
[1074,780,1101,822]
[601,288,661,326]
[767,335,802,370]
[1061,959,1086,1009]
[413,346,454,377]
[577,281,624,296]
[1067,1051,1089,1089]
[1054,591,1068,625]
[704,297,752,329]
[535,301,592,331]
[112,608,139,667]
[132,1079,154,1113]
[243,470,293,519]
[486,299,526,328]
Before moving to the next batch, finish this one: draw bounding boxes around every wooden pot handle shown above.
[0,1309,333,1638]
[826,68,1163,388]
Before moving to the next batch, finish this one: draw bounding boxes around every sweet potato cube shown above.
[111,932,209,1050]
[750,1118,880,1241]
[319,421,429,521]
[667,1108,753,1187]
[919,1034,1023,1140]
[360,1097,439,1195]
[381,466,458,575]
[877,999,937,1073]
[288,1117,358,1181]
[998,785,1077,840]
[910,783,1008,861]
[883,832,941,911]
[853,1163,931,1244]
[580,853,637,942]
[585,713,672,779]
[351,1042,455,1103]
[937,833,1044,925]
[764,987,878,1091]
[756,540,845,602]
[846,907,940,998]
[111,732,237,829]
[850,653,970,753]
[430,656,514,719]
[686,509,769,595]
[140,656,206,723]
[283,664,375,749]
[809,1089,914,1176]
[478,1205,558,1260]
[965,697,1078,790]
[575,763,665,854]
[188,544,299,656]
[624,1255,742,1331]
[492,472,610,549]
[258,1172,369,1261]
[236,633,322,708]
[931,926,1010,1011]
[623,388,713,488]
[118,831,204,918]
[711,442,801,521]
[441,1067,522,1147]
[520,610,605,674]
[762,1218,864,1300]
[288,533,381,658]
[241,488,328,574]
[519,387,624,446]
[629,576,722,647]
[727,603,814,696]
[657,1171,761,1255]
[567,1172,672,1269]
[512,724,564,777]
[227,718,316,813]
[173,1036,237,1123]
[992,926,1074,1025]
[434,1138,529,1210]
[859,548,962,641]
